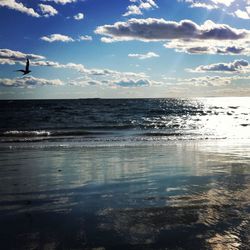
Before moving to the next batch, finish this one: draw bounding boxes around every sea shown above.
[1,97,250,146]
[0,97,250,249]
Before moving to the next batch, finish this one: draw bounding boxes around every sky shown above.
[0,0,250,99]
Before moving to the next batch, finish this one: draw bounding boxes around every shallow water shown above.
[0,140,250,249]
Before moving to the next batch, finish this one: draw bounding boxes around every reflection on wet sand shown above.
[96,176,250,249]
[0,140,250,249]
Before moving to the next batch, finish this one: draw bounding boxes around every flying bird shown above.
[16,58,31,75]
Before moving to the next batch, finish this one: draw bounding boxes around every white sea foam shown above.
[3,130,51,136]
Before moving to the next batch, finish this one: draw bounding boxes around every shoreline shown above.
[1,137,250,149]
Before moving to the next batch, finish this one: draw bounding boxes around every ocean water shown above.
[0,98,250,249]
[1,97,250,147]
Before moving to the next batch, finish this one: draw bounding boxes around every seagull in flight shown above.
[16,58,31,75]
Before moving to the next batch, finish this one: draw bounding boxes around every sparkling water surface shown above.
[1,97,250,144]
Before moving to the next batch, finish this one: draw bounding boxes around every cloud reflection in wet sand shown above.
[0,141,250,249]
[97,176,250,249]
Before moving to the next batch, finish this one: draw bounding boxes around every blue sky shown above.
[0,0,250,99]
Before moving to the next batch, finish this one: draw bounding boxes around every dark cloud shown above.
[216,46,245,54]
[191,60,249,73]
[186,46,210,54]
[68,77,154,88]
[164,40,249,55]
[95,18,248,42]
[114,79,151,87]
[42,0,77,5]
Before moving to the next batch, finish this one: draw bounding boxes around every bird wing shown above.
[25,59,30,71]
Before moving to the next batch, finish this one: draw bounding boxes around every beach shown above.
[1,0,250,247]
[0,98,250,249]
[0,139,250,249]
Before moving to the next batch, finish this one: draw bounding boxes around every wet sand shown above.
[0,140,250,249]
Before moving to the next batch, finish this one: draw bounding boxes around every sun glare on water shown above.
[195,97,250,140]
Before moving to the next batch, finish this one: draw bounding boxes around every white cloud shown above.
[79,35,93,41]
[211,0,235,7]
[180,0,235,8]
[0,76,63,88]
[128,52,159,59]
[0,0,40,17]
[189,2,218,10]
[41,34,93,43]
[179,0,250,20]
[38,4,58,17]
[234,9,249,19]
[123,5,142,16]
[0,59,16,65]
[247,6,250,14]
[123,0,158,16]
[40,34,74,42]
[74,13,84,20]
